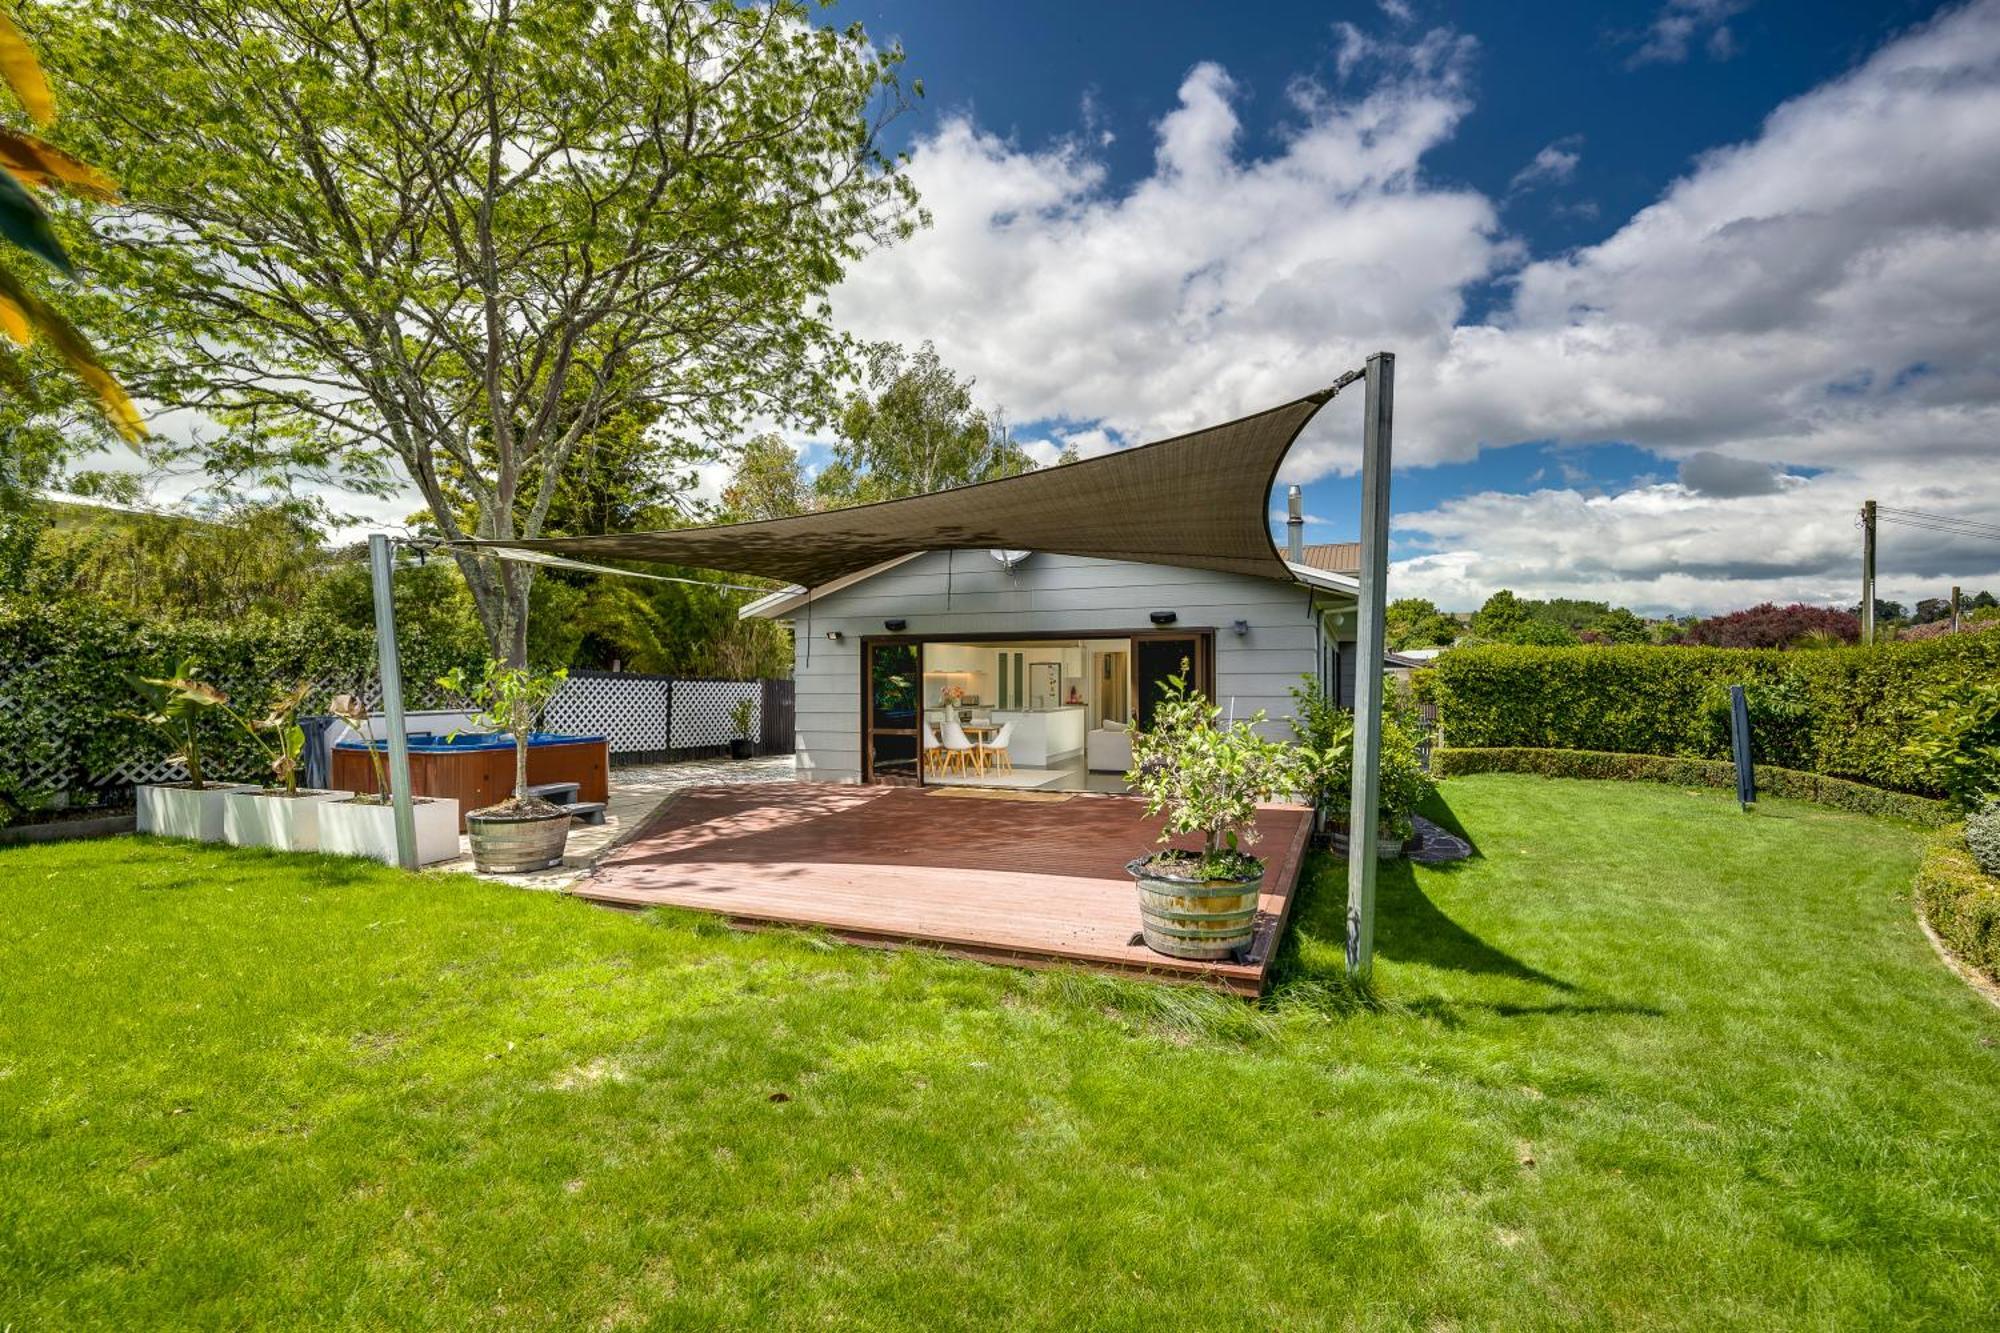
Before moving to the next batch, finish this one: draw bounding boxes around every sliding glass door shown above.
[1132,632,1211,730]
[863,640,922,785]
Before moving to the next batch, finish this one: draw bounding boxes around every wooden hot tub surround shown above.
[330,734,609,832]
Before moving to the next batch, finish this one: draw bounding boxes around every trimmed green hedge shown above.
[1434,746,1954,826]
[0,598,483,804]
[1915,827,2000,984]
[1424,636,2000,797]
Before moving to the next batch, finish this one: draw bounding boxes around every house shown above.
[740,533,1360,791]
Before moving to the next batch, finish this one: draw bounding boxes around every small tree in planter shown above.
[728,697,756,760]
[221,682,351,850]
[436,661,571,873]
[1123,668,1310,960]
[125,661,245,841]
[314,693,460,866]
[1290,674,1354,840]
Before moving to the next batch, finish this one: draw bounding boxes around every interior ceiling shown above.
[464,388,1342,589]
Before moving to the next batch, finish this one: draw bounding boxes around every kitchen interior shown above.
[923,638,1135,791]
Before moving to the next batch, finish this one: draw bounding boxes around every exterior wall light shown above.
[884,619,907,632]
[1149,611,1178,625]
[1232,620,1250,636]
[825,630,843,642]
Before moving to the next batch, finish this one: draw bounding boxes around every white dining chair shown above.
[982,721,1014,772]
[940,715,978,774]
[922,722,947,774]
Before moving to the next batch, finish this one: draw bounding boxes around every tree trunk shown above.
[515,735,529,803]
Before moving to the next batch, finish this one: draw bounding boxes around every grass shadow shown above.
[1373,859,1576,992]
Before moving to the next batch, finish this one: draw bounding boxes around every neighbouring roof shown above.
[467,386,1354,590]
[1298,542,1360,576]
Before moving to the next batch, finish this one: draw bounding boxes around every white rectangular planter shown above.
[317,796,461,867]
[135,783,256,843]
[222,789,355,852]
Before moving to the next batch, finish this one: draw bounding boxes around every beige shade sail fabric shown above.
[463,388,1340,589]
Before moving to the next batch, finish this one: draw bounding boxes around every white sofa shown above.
[1086,721,1133,773]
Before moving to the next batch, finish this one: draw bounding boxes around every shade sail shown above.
[467,386,1342,589]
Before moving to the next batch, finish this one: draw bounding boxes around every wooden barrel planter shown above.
[466,808,571,873]
[1126,857,1263,960]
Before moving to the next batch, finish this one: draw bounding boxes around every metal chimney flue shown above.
[1285,485,1305,563]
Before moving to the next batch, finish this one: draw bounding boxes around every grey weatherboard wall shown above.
[774,551,1353,784]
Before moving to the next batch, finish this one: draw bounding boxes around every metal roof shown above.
[465,386,1350,589]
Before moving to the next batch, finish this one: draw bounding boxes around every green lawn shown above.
[4,775,1997,1329]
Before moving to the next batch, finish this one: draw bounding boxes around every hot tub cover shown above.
[459,386,1346,588]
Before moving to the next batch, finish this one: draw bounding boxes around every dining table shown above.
[958,721,1001,772]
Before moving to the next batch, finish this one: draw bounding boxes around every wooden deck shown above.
[573,784,1313,994]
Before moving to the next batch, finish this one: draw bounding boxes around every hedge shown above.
[1433,746,1954,826]
[1914,827,2000,984]
[1423,636,2000,797]
[0,598,483,807]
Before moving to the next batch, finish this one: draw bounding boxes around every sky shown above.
[814,0,2000,615]
[84,0,2000,617]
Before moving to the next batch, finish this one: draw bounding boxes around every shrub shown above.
[1900,678,2000,810]
[1426,634,2000,797]
[0,597,485,801]
[1682,603,1860,648]
[1915,827,2000,983]
[1967,803,2000,878]
[1432,747,1953,826]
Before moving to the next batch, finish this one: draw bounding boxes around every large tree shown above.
[813,340,1031,504]
[35,0,919,662]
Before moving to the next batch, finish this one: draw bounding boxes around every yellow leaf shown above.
[0,290,29,344]
[0,16,52,127]
[0,129,117,201]
[0,259,146,442]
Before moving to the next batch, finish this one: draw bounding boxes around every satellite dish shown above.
[989,549,1032,570]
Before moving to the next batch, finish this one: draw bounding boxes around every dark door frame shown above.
[858,628,1217,786]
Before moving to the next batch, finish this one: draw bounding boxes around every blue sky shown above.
[811,0,1998,613]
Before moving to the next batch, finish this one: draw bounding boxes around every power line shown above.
[1874,504,2000,539]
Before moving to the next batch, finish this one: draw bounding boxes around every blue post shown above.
[1729,684,1755,812]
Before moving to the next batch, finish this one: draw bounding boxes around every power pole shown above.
[1951,584,1963,634]
[1346,351,1394,980]
[1860,499,1877,645]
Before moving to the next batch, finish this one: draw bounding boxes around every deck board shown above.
[573,785,1312,994]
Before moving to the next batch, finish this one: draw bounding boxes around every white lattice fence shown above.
[670,678,762,750]
[544,673,674,755]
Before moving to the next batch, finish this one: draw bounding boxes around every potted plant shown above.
[1290,674,1354,843]
[436,661,571,873]
[126,660,251,841]
[221,681,353,851]
[1123,668,1309,960]
[315,693,460,865]
[728,697,756,760]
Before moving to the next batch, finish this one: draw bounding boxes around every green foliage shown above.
[44,0,920,659]
[121,658,230,789]
[1288,674,1353,813]
[1427,635,2000,797]
[729,697,755,741]
[0,596,484,800]
[1376,715,1438,839]
[1914,826,2000,982]
[1383,597,1460,651]
[815,341,1034,505]
[235,680,313,794]
[1965,802,2000,878]
[1127,668,1310,872]
[1901,678,2000,810]
[437,659,569,803]
[1432,747,1954,825]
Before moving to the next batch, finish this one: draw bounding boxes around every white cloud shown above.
[1507,139,1581,192]
[834,25,1507,481]
[837,1,2000,614]
[1628,0,1748,67]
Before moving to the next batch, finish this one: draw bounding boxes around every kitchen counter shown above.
[985,706,1087,766]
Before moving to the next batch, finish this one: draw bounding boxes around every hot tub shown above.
[331,731,609,832]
